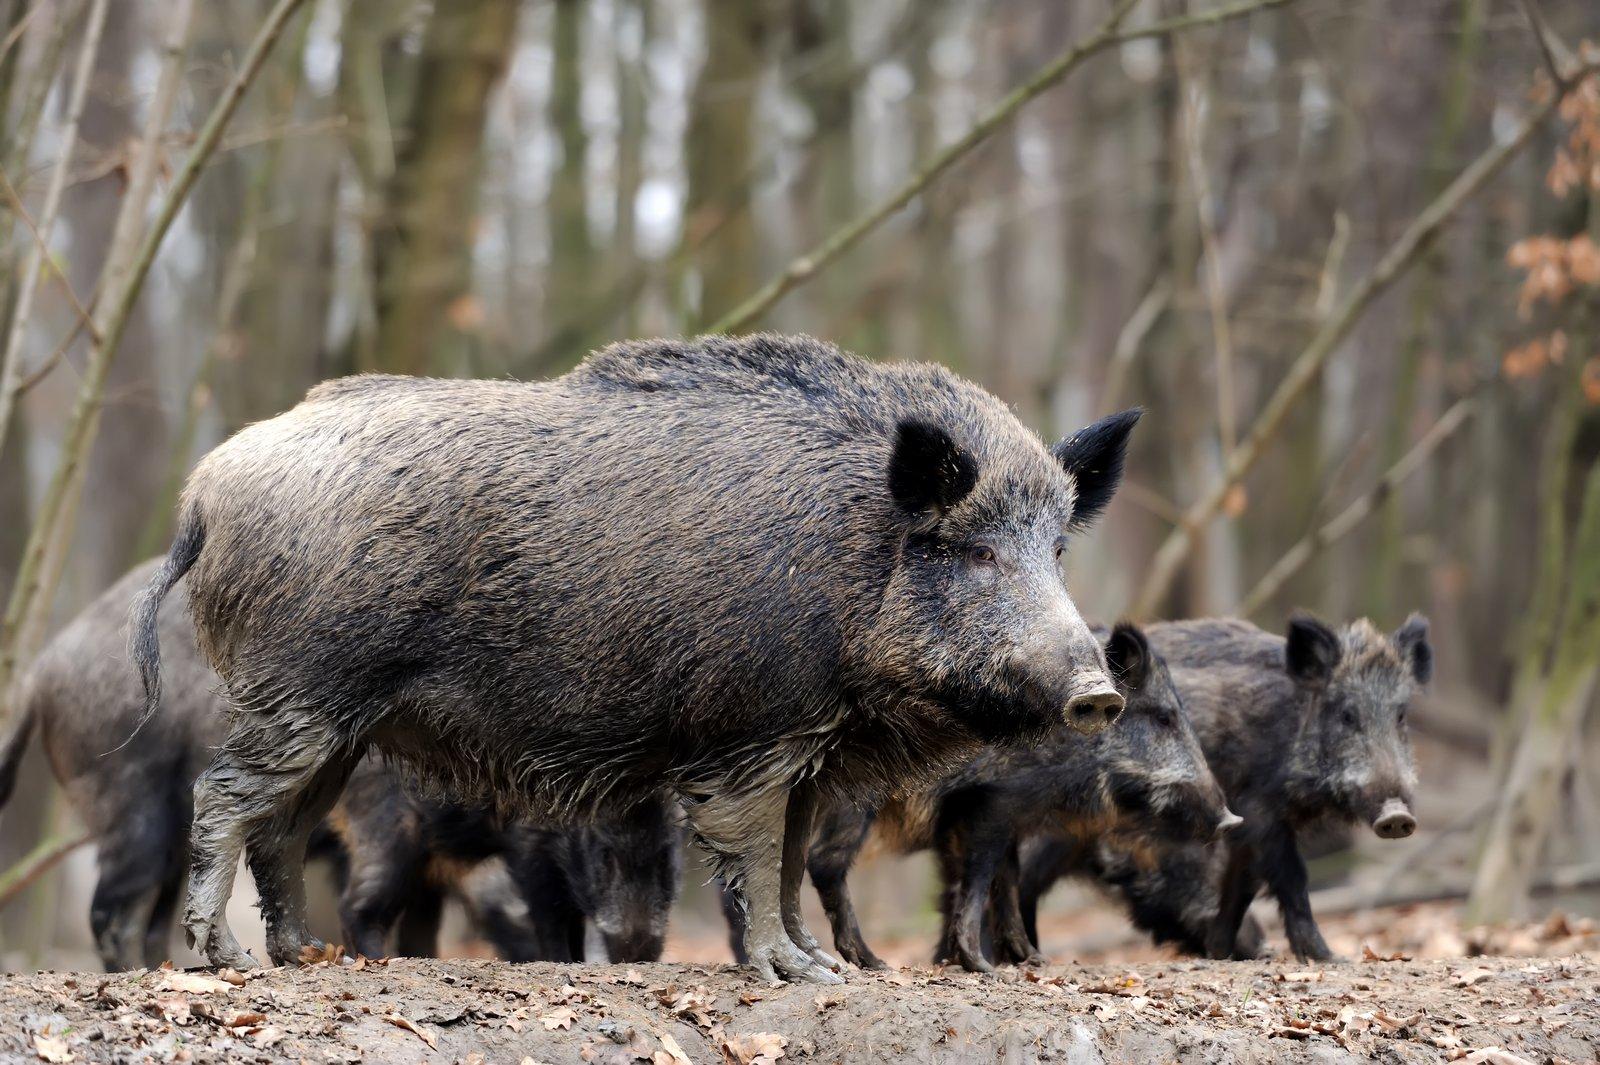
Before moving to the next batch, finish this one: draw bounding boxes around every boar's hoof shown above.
[1064,687,1123,734]
[186,922,259,971]
[748,934,846,985]
[1371,799,1416,839]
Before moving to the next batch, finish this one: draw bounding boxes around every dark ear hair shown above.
[888,420,978,517]
[1051,408,1142,530]
[1393,614,1432,685]
[1104,622,1151,691]
[1285,611,1341,687]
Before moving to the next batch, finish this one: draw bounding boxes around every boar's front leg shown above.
[1205,842,1262,961]
[988,846,1047,967]
[686,786,842,984]
[780,784,841,971]
[1256,824,1335,962]
[807,803,886,970]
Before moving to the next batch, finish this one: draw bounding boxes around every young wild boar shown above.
[721,623,1236,973]
[496,802,684,963]
[0,559,676,969]
[1007,832,1264,960]
[1013,613,1429,962]
[332,762,681,963]
[133,334,1138,983]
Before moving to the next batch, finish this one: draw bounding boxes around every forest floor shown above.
[2,907,1598,1065]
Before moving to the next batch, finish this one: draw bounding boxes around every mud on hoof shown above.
[748,933,846,985]
[266,930,328,968]
[185,919,258,971]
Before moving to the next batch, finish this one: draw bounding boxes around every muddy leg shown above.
[248,753,358,965]
[685,787,841,984]
[781,784,839,970]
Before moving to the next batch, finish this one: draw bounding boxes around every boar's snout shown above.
[1214,808,1244,840]
[1371,797,1416,839]
[603,929,666,963]
[1065,680,1123,735]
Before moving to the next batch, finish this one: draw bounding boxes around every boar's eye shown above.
[1053,540,1067,562]
[1150,705,1174,727]
[1339,705,1361,730]
[968,543,998,567]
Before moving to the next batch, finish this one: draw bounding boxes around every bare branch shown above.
[0,0,311,697]
[1518,0,1574,84]
[0,0,107,459]
[0,832,91,912]
[708,0,1301,335]
[1127,61,1600,619]
[0,165,102,343]
[1235,393,1479,617]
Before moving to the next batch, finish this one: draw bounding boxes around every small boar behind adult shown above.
[134,333,1137,983]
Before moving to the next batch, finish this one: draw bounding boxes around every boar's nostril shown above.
[1371,798,1416,839]
[1065,687,1123,735]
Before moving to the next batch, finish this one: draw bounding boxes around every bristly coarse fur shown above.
[143,334,1120,831]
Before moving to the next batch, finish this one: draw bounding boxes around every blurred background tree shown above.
[0,0,1597,966]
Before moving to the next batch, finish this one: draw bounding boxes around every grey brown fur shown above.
[134,333,1138,982]
[1016,613,1428,961]
[1,559,676,969]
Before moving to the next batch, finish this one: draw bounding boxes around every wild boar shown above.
[132,334,1138,982]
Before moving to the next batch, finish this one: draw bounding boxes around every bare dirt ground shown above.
[2,909,1597,1065]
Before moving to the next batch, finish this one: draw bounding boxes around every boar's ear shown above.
[1392,614,1432,685]
[888,420,978,517]
[1285,611,1341,687]
[1052,408,1142,531]
[1104,622,1150,691]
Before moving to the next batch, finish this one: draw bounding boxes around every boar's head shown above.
[1098,623,1239,844]
[567,797,683,963]
[872,409,1141,744]
[1282,612,1431,839]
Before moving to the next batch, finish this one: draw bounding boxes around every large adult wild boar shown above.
[133,334,1138,983]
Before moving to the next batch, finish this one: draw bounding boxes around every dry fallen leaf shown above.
[1451,967,1494,988]
[721,1031,788,1065]
[654,1031,693,1065]
[1360,944,1409,962]
[384,1013,438,1050]
[158,971,232,995]
[221,1010,267,1029]
[1460,1049,1537,1065]
[250,1026,285,1049]
[541,1007,579,1031]
[621,969,646,986]
[813,989,845,1013]
[33,1034,73,1063]
[216,968,248,987]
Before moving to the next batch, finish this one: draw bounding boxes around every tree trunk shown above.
[370,0,518,375]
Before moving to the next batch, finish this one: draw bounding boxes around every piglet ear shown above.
[1104,622,1151,691]
[1285,611,1341,687]
[888,420,978,517]
[1393,614,1432,685]
[1052,408,1142,531]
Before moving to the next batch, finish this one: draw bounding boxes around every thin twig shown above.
[1236,392,1480,617]
[0,0,310,697]
[708,0,1301,335]
[0,0,46,68]
[1100,276,1171,414]
[0,832,91,912]
[1518,0,1573,85]
[1127,60,1600,618]
[0,165,102,342]
[0,0,107,460]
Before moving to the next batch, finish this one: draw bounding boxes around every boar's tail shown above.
[126,504,206,744]
[0,701,36,812]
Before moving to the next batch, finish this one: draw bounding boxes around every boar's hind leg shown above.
[1205,843,1262,961]
[686,786,842,985]
[780,785,841,971]
[989,846,1046,967]
[246,750,360,966]
[185,721,354,969]
[935,824,1007,974]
